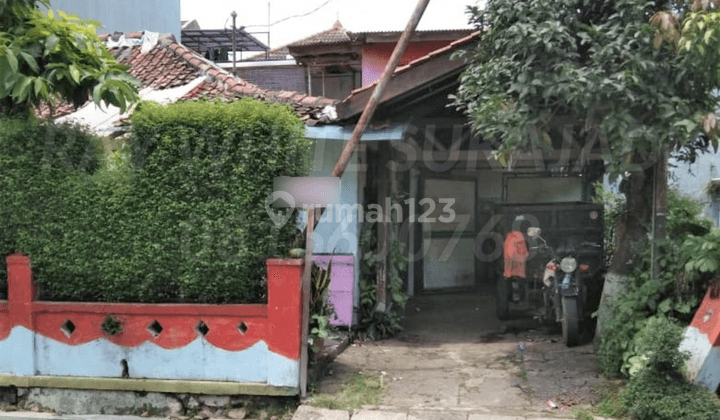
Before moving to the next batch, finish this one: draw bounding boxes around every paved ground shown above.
[0,414,166,420]
[298,292,608,420]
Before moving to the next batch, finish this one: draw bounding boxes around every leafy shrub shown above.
[624,316,688,377]
[1,99,310,303]
[0,117,102,292]
[622,369,720,420]
[310,260,337,355]
[598,188,714,375]
[620,316,720,420]
[357,211,408,341]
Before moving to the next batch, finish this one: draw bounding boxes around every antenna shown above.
[267,1,271,48]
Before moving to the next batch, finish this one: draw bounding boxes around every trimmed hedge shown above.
[1,99,309,303]
[0,118,103,300]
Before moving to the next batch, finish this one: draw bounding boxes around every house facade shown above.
[307,30,605,326]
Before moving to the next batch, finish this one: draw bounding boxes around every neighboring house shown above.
[43,31,335,146]
[229,21,475,101]
[305,29,606,313]
[230,45,307,94]
[48,0,180,41]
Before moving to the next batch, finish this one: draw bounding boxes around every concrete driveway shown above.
[305,292,604,420]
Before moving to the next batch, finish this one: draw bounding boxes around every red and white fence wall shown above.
[0,255,304,393]
[679,282,720,392]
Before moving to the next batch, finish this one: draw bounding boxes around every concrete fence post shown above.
[680,283,720,392]
[265,258,304,388]
[5,254,35,375]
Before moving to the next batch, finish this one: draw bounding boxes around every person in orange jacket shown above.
[503,216,530,302]
[504,216,530,279]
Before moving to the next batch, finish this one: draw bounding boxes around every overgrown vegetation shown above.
[597,187,714,375]
[309,260,337,356]
[0,99,309,302]
[592,185,720,419]
[621,317,720,420]
[101,314,122,336]
[357,211,409,340]
[310,373,384,411]
[592,182,626,267]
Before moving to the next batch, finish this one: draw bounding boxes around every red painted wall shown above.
[362,41,451,86]
[1,255,304,360]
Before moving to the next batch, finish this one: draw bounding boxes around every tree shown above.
[452,0,720,336]
[0,0,139,116]
[652,1,720,139]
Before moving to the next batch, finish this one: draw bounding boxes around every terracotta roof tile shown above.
[288,20,350,48]
[36,33,338,123]
[245,45,291,61]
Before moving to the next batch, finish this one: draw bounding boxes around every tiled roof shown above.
[244,45,291,62]
[38,32,336,124]
[340,30,482,106]
[287,20,350,48]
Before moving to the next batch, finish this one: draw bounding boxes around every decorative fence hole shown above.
[238,321,248,335]
[101,315,122,336]
[196,321,210,336]
[147,320,163,337]
[60,319,76,337]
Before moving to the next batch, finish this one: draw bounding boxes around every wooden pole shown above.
[652,147,668,279]
[329,0,431,181]
[376,144,389,311]
[298,0,431,389]
[299,208,315,398]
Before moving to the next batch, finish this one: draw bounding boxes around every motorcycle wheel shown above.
[496,278,511,320]
[561,296,581,347]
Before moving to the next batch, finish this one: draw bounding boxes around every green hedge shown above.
[1,99,309,303]
[0,117,103,299]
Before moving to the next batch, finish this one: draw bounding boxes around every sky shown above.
[180,0,482,50]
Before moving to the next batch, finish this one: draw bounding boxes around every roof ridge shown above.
[287,20,351,48]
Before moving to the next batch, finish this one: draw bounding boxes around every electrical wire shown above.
[244,0,334,28]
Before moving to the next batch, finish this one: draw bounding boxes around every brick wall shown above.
[234,66,306,94]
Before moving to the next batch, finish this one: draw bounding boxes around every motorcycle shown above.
[496,227,601,346]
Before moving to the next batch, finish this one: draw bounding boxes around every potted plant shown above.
[309,259,336,361]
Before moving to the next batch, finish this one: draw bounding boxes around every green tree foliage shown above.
[0,99,310,303]
[652,1,720,141]
[453,1,720,338]
[453,0,718,171]
[0,0,139,115]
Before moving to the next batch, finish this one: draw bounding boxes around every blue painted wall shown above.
[50,0,181,40]
[304,139,362,325]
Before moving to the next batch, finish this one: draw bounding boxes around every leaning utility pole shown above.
[299,0,432,398]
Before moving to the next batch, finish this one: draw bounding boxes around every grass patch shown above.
[572,407,595,420]
[594,378,628,419]
[310,373,385,411]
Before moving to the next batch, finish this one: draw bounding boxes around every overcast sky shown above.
[180,0,482,49]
